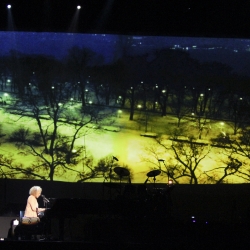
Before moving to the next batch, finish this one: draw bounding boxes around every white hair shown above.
[29,186,42,195]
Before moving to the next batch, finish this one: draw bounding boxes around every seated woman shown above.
[15,186,46,240]
[24,186,46,219]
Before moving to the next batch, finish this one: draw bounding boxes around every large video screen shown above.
[0,31,250,184]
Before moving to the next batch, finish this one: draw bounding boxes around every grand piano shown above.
[43,186,173,241]
[42,198,142,241]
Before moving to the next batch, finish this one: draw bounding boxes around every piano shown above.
[43,186,174,241]
[43,198,133,240]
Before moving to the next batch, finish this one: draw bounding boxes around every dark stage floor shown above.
[1,221,250,250]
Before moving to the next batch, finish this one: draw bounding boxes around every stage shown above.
[1,221,250,250]
[1,180,250,249]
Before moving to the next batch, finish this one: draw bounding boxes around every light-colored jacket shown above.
[24,195,42,217]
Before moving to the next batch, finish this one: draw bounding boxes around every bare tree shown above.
[119,55,148,121]
[0,152,47,180]
[204,155,242,184]
[156,137,211,184]
[77,155,133,183]
[224,128,250,182]
[2,78,114,181]
[65,46,97,107]
[194,114,210,140]
[142,136,248,185]
[228,96,249,135]
[229,128,250,159]
[169,85,192,127]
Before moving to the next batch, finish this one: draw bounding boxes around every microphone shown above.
[113,156,119,161]
[41,195,50,203]
[158,159,165,162]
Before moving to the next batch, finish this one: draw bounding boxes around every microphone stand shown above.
[41,197,50,239]
[108,157,115,199]
[109,157,114,184]
[41,196,50,213]
[107,156,119,200]
[43,198,48,210]
[158,159,169,183]
[102,169,109,200]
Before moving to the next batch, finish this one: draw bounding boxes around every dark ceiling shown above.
[0,0,249,38]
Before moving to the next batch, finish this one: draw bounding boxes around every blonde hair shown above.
[29,186,42,195]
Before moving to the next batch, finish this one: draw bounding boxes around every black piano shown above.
[43,198,144,241]
[43,193,172,241]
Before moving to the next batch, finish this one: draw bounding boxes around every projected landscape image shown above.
[1,31,250,184]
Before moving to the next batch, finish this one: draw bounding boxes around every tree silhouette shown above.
[2,64,114,181]
[169,85,192,127]
[154,136,211,184]
[120,55,149,120]
[204,156,242,184]
[65,46,97,107]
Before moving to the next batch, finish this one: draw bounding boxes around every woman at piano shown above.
[24,186,46,219]
[15,186,47,239]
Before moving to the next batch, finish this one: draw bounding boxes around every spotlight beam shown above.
[7,4,16,31]
[68,6,81,33]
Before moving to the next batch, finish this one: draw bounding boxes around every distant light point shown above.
[7,4,11,9]
[77,5,81,10]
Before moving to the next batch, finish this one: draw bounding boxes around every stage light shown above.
[12,219,19,236]
[191,216,196,223]
[7,3,15,31]
[68,5,82,33]
[13,219,19,226]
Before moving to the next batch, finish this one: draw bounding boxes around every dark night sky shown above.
[0,1,249,75]
[0,0,250,37]
[0,0,249,66]
[0,32,117,62]
[1,31,250,76]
